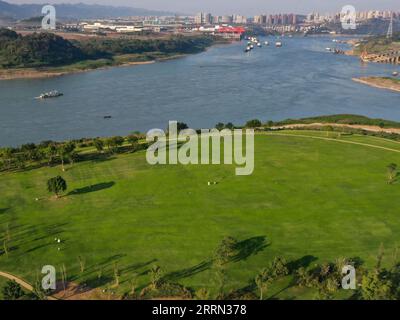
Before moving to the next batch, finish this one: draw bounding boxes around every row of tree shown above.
[0,117,268,173]
[0,134,144,173]
[0,29,215,68]
[2,237,399,300]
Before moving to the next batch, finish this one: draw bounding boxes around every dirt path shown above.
[264,132,400,154]
[0,271,57,300]
[272,123,400,135]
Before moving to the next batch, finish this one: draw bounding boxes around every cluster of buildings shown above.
[194,12,299,26]
[253,14,298,25]
[306,10,400,24]
[13,9,398,37]
[194,13,247,25]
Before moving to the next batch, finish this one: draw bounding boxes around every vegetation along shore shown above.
[0,29,219,80]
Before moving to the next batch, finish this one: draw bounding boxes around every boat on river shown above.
[36,90,63,99]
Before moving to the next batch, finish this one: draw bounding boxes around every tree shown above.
[106,136,124,153]
[215,123,225,131]
[93,139,104,153]
[255,268,270,300]
[225,122,234,130]
[57,142,76,171]
[0,147,14,170]
[195,288,210,300]
[2,280,24,300]
[149,265,163,289]
[127,134,139,149]
[245,119,262,128]
[47,176,67,197]
[268,256,289,279]
[214,236,238,266]
[360,270,393,300]
[387,163,398,184]
[21,143,37,161]
[70,151,79,166]
[43,144,57,166]
[177,122,189,132]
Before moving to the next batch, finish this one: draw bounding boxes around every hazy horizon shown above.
[4,0,400,15]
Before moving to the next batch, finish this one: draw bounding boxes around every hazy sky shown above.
[7,0,400,15]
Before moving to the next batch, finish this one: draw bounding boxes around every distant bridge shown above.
[361,50,400,64]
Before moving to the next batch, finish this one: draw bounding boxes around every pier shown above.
[361,50,400,64]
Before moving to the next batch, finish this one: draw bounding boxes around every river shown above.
[0,36,399,147]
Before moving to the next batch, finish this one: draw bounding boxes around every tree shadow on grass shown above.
[80,254,127,280]
[164,260,213,282]
[88,154,117,164]
[231,236,270,262]
[0,222,69,257]
[85,275,115,289]
[0,208,9,215]
[164,236,269,283]
[67,182,115,196]
[287,255,318,273]
[121,259,157,275]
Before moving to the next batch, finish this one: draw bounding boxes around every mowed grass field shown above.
[1,131,400,299]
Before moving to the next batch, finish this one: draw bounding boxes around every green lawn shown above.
[1,131,400,299]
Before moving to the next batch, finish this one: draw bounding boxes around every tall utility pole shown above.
[387,12,393,39]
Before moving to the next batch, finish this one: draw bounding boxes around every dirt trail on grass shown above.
[273,123,400,135]
[0,271,57,300]
[264,132,400,153]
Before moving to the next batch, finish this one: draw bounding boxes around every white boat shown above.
[275,41,283,47]
[393,72,399,77]
[35,90,63,99]
[264,41,269,46]
[257,42,262,47]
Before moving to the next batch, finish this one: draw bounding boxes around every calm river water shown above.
[1,36,399,146]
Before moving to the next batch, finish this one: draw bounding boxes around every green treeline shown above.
[0,29,85,68]
[74,36,215,60]
[0,28,215,68]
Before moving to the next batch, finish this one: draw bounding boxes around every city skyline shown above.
[6,0,400,15]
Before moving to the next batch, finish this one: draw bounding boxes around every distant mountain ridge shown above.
[0,1,175,19]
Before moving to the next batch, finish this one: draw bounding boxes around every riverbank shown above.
[0,53,188,81]
[272,122,400,134]
[0,30,220,81]
[352,77,400,93]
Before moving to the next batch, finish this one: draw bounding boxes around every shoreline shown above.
[272,122,400,134]
[352,77,400,93]
[0,55,188,81]
[0,40,234,81]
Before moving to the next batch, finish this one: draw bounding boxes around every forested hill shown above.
[0,0,174,19]
[0,29,215,68]
[0,29,85,67]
